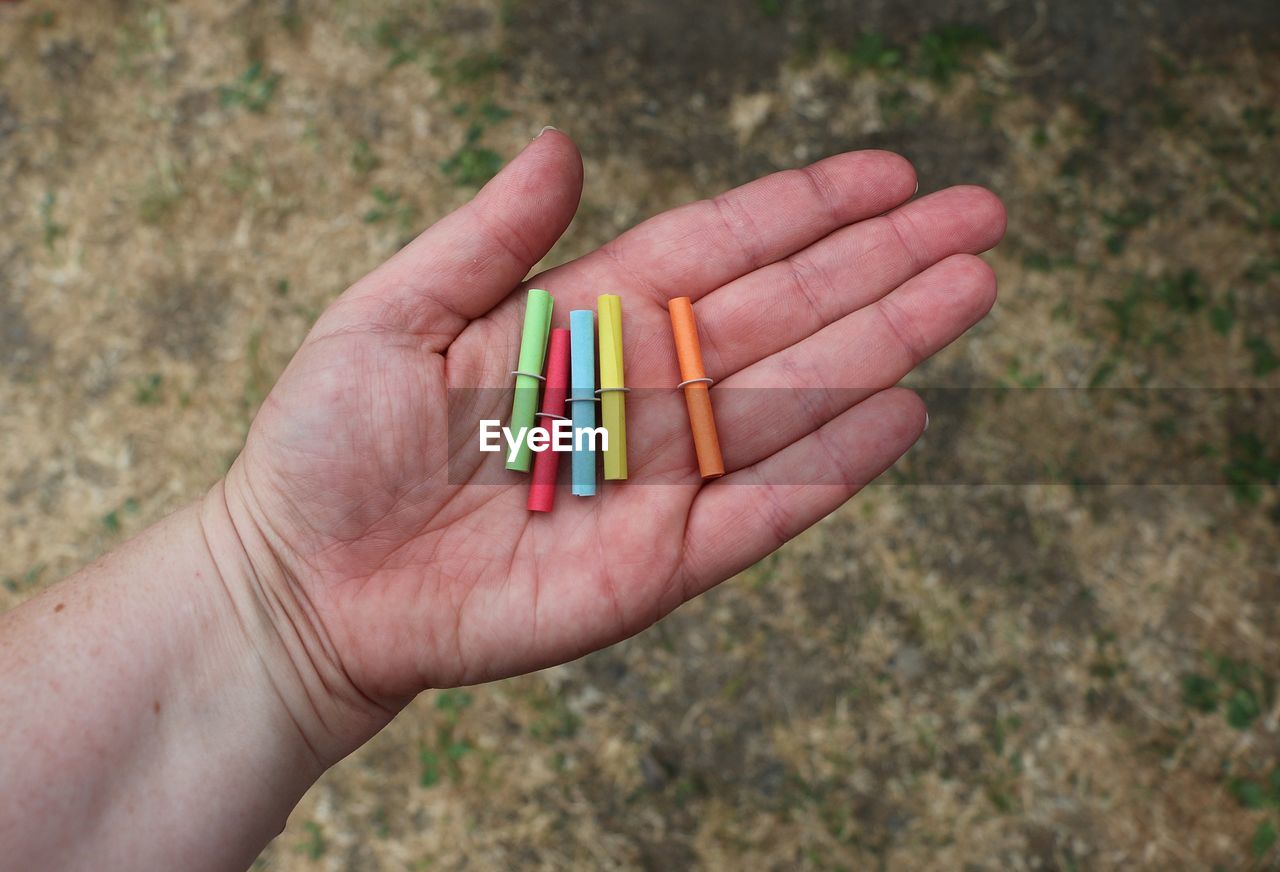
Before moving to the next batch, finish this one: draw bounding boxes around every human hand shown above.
[208,130,1005,761]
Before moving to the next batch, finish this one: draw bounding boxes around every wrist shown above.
[1,501,329,869]
[197,470,400,766]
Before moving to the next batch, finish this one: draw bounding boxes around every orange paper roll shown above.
[668,296,724,479]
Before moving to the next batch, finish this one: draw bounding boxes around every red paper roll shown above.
[528,328,571,512]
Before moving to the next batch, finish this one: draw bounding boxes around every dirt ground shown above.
[2,1,1279,869]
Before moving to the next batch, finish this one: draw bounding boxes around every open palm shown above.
[225,131,1005,713]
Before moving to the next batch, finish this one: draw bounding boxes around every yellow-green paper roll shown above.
[598,294,627,480]
[506,288,553,472]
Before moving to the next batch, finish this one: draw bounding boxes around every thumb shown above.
[331,128,583,343]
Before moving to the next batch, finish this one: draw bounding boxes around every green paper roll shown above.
[507,288,554,472]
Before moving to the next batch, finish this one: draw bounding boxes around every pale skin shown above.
[0,130,1005,870]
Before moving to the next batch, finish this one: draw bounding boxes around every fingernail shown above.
[913,179,920,196]
[923,412,929,432]
[536,125,559,138]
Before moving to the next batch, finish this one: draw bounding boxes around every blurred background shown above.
[2,1,1278,868]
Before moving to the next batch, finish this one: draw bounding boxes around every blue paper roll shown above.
[569,309,598,496]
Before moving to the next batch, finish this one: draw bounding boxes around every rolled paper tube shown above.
[528,328,571,513]
[506,288,553,472]
[598,294,628,480]
[668,296,725,479]
[569,310,598,496]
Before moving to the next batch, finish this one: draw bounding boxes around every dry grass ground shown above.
[2,1,1278,869]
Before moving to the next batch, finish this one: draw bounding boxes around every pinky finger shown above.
[678,387,926,596]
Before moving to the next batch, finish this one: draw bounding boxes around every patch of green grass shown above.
[102,497,142,534]
[1100,199,1154,255]
[1152,268,1205,313]
[1208,291,1237,335]
[1243,258,1280,283]
[1158,97,1187,129]
[441,125,502,187]
[1050,300,1073,322]
[442,736,472,773]
[877,86,915,123]
[1227,688,1263,729]
[974,96,997,129]
[242,328,272,427]
[748,551,782,588]
[720,673,747,701]
[1181,672,1218,712]
[1086,359,1117,388]
[845,33,902,72]
[1002,360,1044,389]
[3,565,45,594]
[1224,432,1280,505]
[529,688,581,741]
[987,714,1022,756]
[1182,654,1274,727]
[362,187,418,231]
[1073,94,1110,140]
[1152,416,1179,440]
[134,372,163,405]
[374,17,433,68]
[846,24,994,85]
[1023,250,1076,273]
[1245,335,1279,376]
[986,783,1017,813]
[139,173,183,225]
[439,100,514,189]
[449,51,505,84]
[1242,105,1277,137]
[279,6,303,35]
[980,715,1026,813]
[351,138,379,175]
[1058,148,1098,180]
[1254,820,1278,859]
[219,62,281,113]
[435,689,473,716]
[1229,776,1271,810]
[1099,269,1212,356]
[1089,656,1124,680]
[418,735,472,787]
[915,24,994,84]
[222,158,260,194]
[418,688,476,787]
[116,6,173,69]
[476,100,512,124]
[363,187,398,221]
[296,821,326,859]
[1101,278,1145,344]
[39,192,65,250]
[419,744,441,787]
